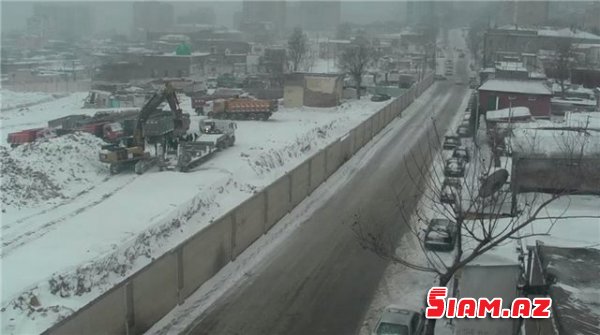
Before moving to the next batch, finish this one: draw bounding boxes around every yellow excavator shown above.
[99,83,190,174]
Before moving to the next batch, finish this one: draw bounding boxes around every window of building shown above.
[528,96,537,101]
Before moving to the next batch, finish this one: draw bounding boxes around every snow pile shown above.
[0,90,58,113]
[246,121,335,175]
[509,128,600,156]
[1,133,107,210]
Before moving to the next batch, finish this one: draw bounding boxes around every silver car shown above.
[372,305,424,335]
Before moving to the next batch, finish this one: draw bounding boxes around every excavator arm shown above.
[133,83,182,147]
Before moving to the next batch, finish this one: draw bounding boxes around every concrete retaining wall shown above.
[181,215,233,299]
[48,285,128,335]
[325,140,343,177]
[340,134,352,162]
[266,176,291,230]
[354,122,365,149]
[131,252,179,333]
[290,161,310,206]
[233,193,266,257]
[43,74,436,335]
[309,150,326,192]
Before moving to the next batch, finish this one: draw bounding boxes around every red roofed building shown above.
[478,79,553,117]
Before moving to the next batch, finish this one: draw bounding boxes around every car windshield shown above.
[377,322,410,335]
[108,122,123,131]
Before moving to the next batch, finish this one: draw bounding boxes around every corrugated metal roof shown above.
[538,245,600,335]
[479,79,552,95]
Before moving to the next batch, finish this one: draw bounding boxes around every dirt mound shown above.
[1,133,108,209]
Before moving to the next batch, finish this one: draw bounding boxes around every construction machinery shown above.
[6,128,51,147]
[191,88,244,115]
[99,83,190,174]
[207,98,277,121]
[176,119,236,172]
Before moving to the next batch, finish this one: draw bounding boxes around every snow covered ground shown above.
[0,89,62,113]
[0,89,394,334]
[1,91,89,135]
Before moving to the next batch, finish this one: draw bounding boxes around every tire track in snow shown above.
[0,175,139,257]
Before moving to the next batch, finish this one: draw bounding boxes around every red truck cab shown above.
[102,122,125,142]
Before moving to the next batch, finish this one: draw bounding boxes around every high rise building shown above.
[133,2,174,34]
[406,1,435,27]
[241,0,286,31]
[178,7,216,26]
[299,1,341,32]
[495,1,549,28]
[514,1,549,27]
[27,3,92,40]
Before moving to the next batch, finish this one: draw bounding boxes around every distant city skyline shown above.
[1,1,406,35]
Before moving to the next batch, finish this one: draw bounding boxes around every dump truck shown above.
[176,119,236,172]
[78,122,125,143]
[6,128,50,147]
[191,88,244,115]
[207,98,277,121]
[48,114,91,132]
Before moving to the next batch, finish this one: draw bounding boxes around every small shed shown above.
[478,79,552,117]
[284,73,344,108]
[455,255,521,335]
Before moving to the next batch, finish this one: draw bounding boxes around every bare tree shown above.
[288,27,308,73]
[300,46,316,73]
[554,40,573,97]
[338,36,374,99]
[352,118,599,335]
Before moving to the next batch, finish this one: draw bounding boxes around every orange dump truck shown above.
[208,98,278,121]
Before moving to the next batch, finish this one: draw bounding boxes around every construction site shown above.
[3,2,599,335]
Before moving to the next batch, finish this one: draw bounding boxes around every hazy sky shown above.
[1,1,405,34]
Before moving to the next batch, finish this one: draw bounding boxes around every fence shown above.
[43,72,434,335]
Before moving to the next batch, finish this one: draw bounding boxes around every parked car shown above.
[443,136,461,150]
[434,74,447,81]
[440,183,459,204]
[443,177,462,190]
[371,93,391,102]
[457,125,471,137]
[444,157,465,177]
[424,219,458,251]
[453,147,470,162]
[372,305,425,335]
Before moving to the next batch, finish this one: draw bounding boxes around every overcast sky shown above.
[1,1,406,34]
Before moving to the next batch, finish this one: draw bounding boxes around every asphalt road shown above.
[184,44,470,335]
